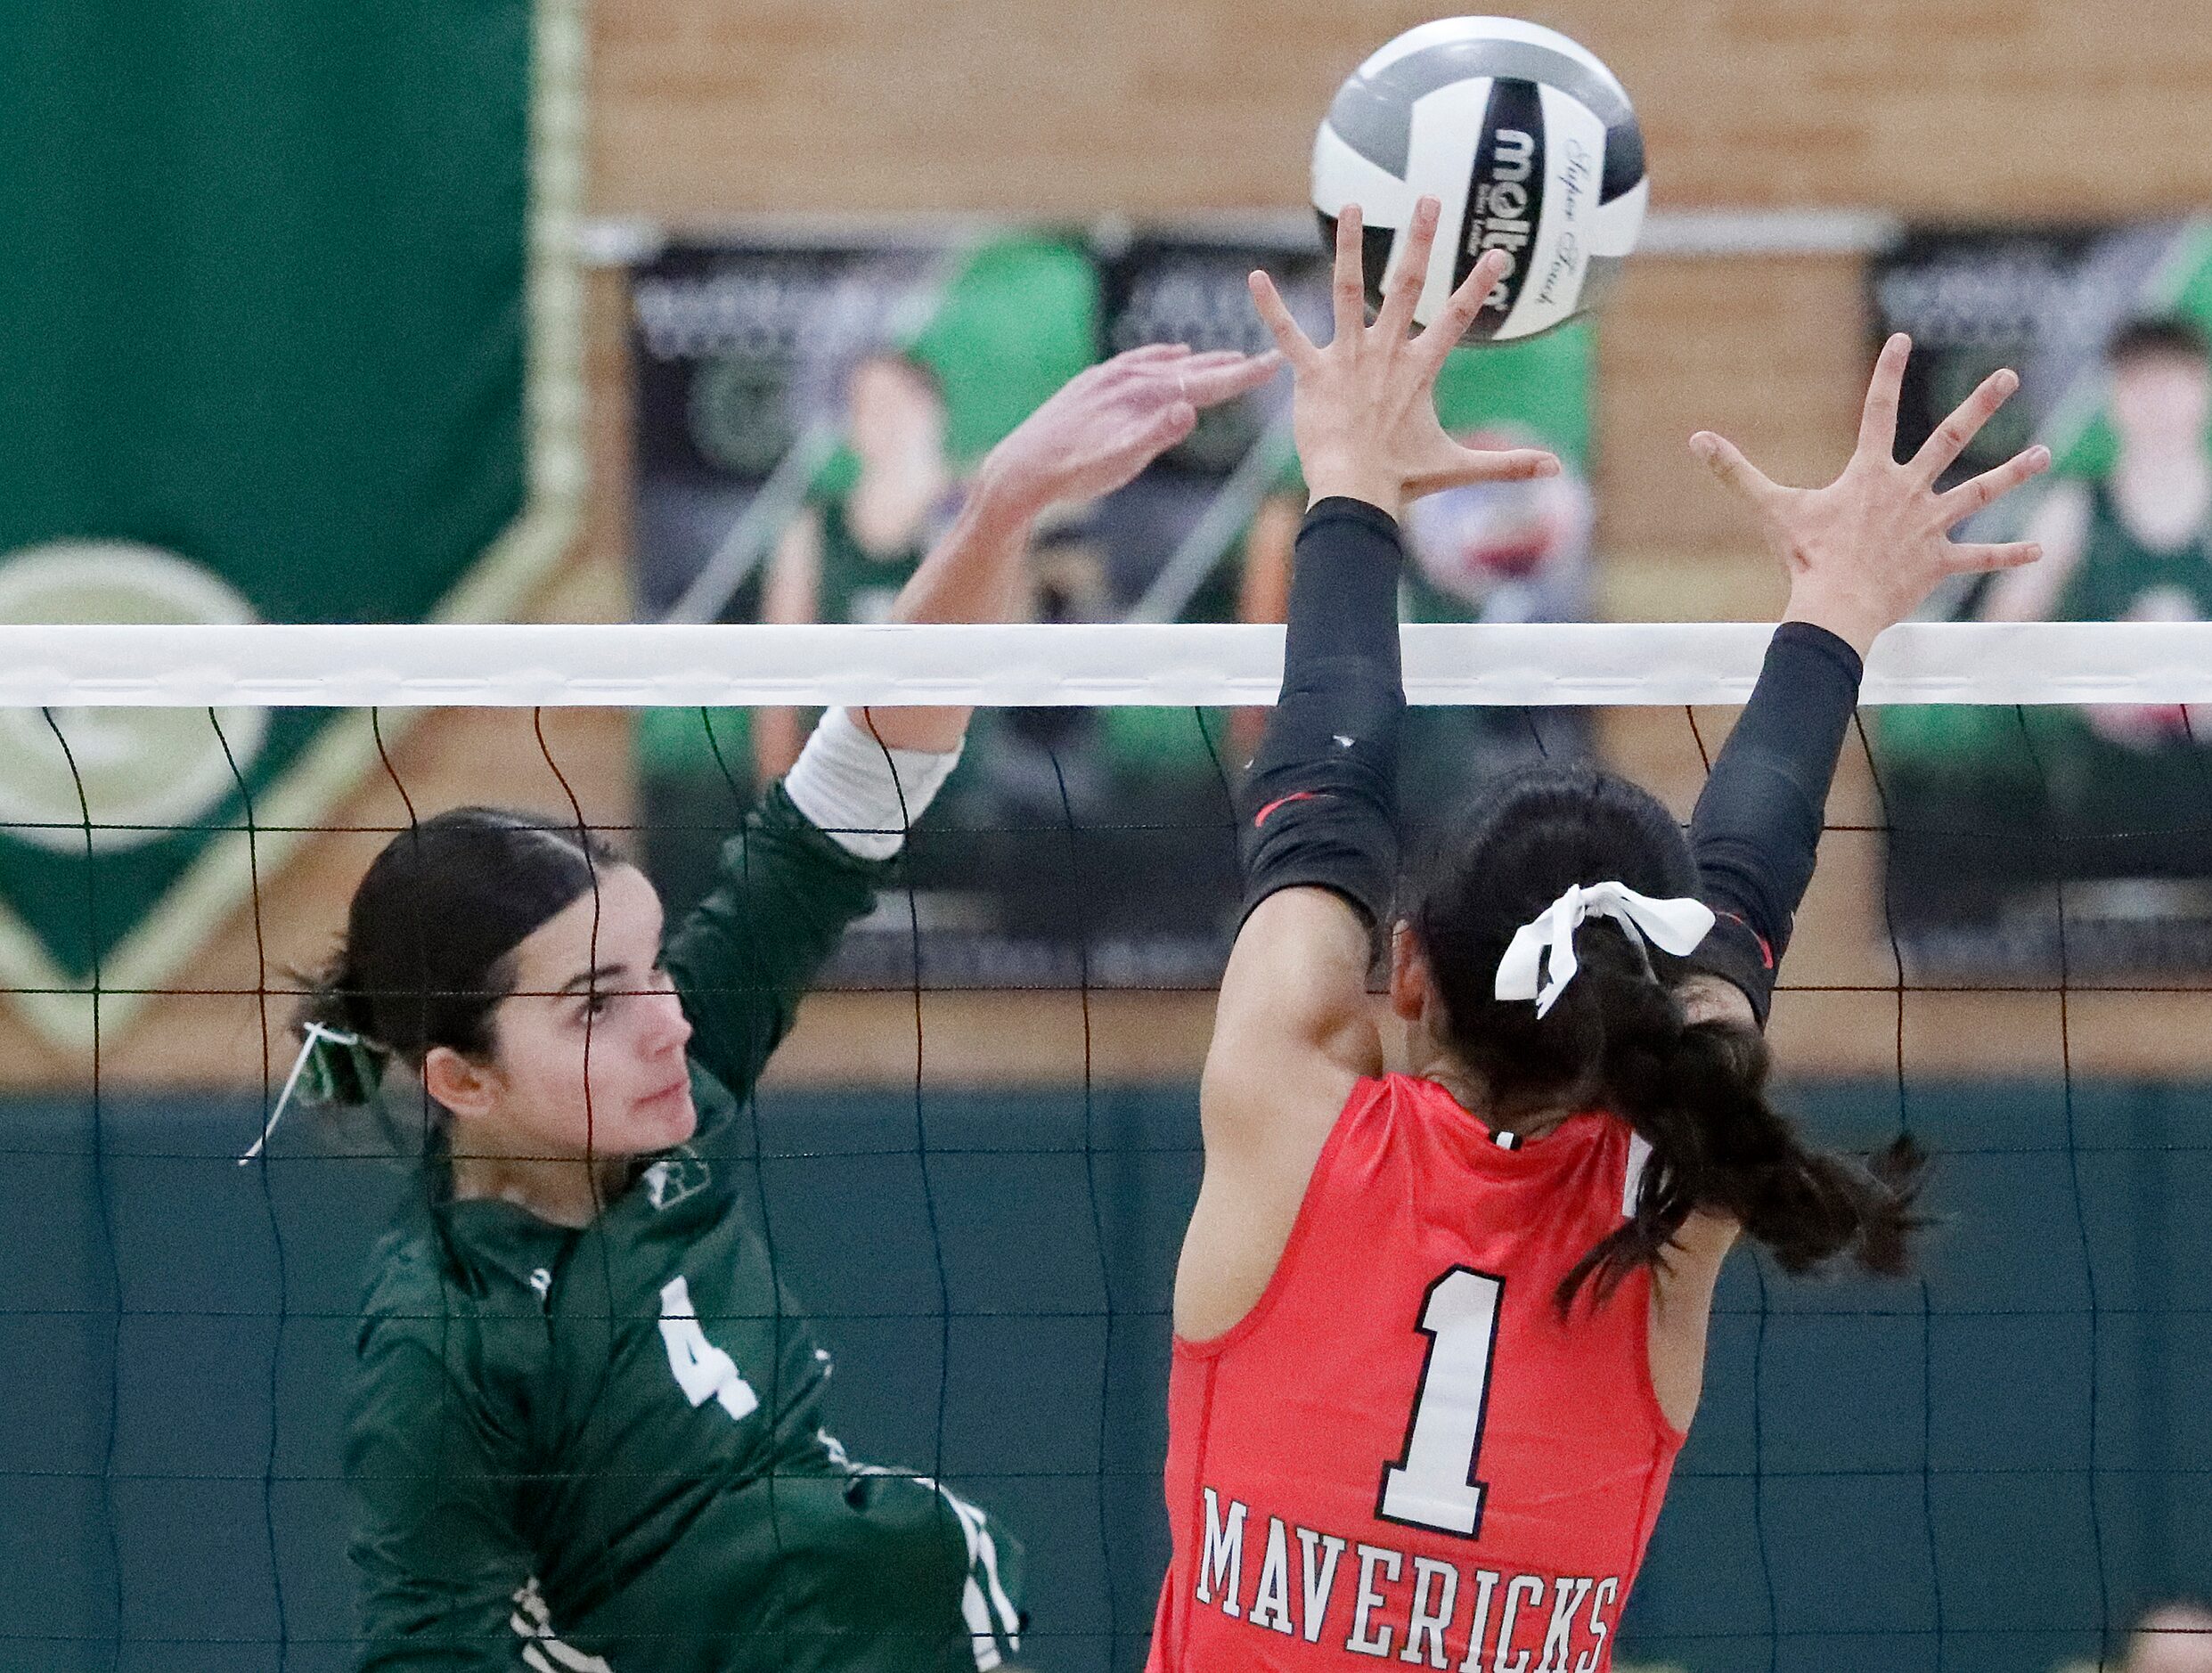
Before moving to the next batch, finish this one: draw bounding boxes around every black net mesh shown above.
[0,698,2205,1673]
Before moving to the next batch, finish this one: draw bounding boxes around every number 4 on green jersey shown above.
[658,1275,760,1420]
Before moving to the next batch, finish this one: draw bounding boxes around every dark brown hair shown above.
[298,806,622,1090]
[1408,763,1923,1309]
[2108,315,2209,369]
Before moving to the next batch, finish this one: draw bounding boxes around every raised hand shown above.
[870,340,1278,752]
[1247,196,1558,516]
[1691,333,2053,654]
[975,342,1279,519]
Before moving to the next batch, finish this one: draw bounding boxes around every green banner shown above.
[0,0,583,1049]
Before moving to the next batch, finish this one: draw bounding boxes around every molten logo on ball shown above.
[1467,81,1545,322]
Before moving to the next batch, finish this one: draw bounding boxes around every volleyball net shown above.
[2,620,2208,1673]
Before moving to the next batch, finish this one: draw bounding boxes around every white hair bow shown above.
[1493,882,1716,1018]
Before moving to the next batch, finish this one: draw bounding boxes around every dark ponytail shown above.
[1411,764,1924,1310]
[1542,933,1921,1306]
[294,807,622,1102]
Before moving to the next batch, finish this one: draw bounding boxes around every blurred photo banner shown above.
[0,0,576,1052]
[1091,226,1594,630]
[1870,219,2212,977]
[1086,227,1598,935]
[625,232,1139,986]
[626,224,1595,990]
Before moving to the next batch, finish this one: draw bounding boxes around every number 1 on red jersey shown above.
[1376,1267,1504,1538]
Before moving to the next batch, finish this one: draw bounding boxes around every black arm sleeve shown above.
[1686,620,1865,1027]
[1237,496,1407,931]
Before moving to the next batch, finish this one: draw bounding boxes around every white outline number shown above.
[1377,1268,1504,1537]
[658,1275,759,1421]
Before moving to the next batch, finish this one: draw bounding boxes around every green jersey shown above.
[344,785,1024,1673]
[813,490,934,626]
[2038,481,2212,835]
[2051,479,2212,623]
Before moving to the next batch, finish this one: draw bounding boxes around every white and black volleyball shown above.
[1312,18,1646,342]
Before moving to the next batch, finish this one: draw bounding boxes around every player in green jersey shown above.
[293,342,1278,1673]
[1977,317,2212,879]
[755,350,954,784]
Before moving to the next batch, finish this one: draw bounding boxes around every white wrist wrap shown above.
[782,706,961,861]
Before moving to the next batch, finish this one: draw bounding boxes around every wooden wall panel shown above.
[592,0,2212,219]
[1595,254,1871,575]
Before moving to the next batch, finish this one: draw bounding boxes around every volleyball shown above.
[1312,17,1647,341]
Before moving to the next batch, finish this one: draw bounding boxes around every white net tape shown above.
[2,619,2210,706]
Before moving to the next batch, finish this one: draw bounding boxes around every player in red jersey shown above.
[1147,199,2054,1671]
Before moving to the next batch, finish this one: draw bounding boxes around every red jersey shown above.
[1148,1073,1685,1672]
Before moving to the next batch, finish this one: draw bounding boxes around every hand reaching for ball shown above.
[975,342,1281,521]
[1691,333,2053,654]
[1247,196,1560,518]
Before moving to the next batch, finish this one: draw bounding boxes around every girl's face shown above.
[847,355,947,466]
[2110,351,2210,453]
[435,863,698,1165]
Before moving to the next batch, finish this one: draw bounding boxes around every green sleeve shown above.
[662,779,893,1102]
[347,1324,533,1672]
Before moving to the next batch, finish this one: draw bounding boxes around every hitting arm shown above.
[662,784,890,1103]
